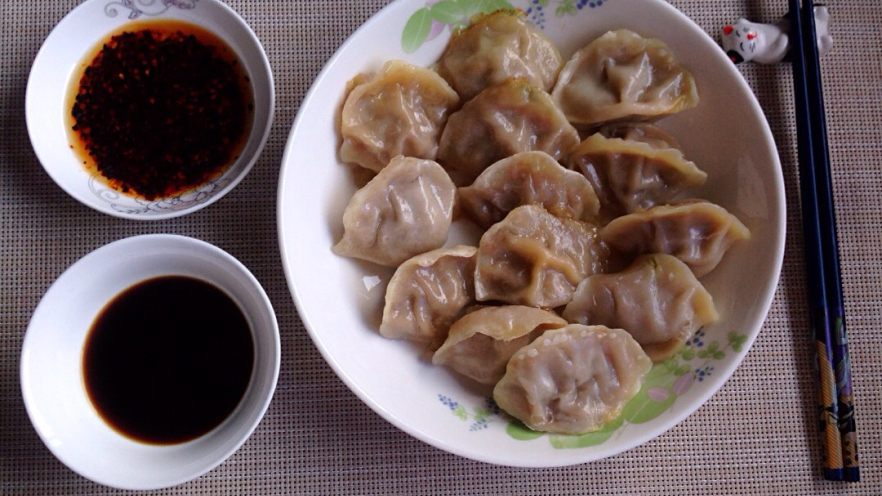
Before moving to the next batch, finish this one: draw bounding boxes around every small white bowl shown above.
[25,0,274,220]
[20,234,280,490]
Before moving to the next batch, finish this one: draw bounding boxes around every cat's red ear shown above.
[723,25,734,35]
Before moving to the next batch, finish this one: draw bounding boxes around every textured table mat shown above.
[2,0,880,494]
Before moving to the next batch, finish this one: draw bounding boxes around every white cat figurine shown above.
[721,6,833,64]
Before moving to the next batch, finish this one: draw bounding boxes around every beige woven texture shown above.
[2,0,880,494]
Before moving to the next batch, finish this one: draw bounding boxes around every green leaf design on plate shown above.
[645,362,674,383]
[474,0,515,15]
[473,406,490,421]
[556,0,576,16]
[402,7,433,53]
[679,347,695,361]
[697,341,724,360]
[620,364,679,424]
[429,0,465,24]
[506,420,545,440]
[454,405,468,420]
[448,329,746,446]
[549,415,624,448]
[621,388,676,424]
[402,0,514,52]
[728,331,747,353]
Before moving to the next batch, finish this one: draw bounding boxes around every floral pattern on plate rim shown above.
[104,0,199,19]
[438,331,747,448]
[402,0,613,52]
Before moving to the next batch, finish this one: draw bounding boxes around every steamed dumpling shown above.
[438,79,580,186]
[437,10,563,101]
[475,205,607,308]
[563,254,719,361]
[340,60,460,172]
[600,200,751,277]
[432,306,567,385]
[567,133,707,220]
[493,324,652,434]
[333,157,456,266]
[552,29,699,127]
[381,246,477,345]
[458,151,600,229]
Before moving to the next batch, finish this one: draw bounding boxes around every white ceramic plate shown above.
[21,235,280,489]
[26,0,274,220]
[278,0,785,467]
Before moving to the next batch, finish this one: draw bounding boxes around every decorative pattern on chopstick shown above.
[789,0,859,482]
[800,0,859,480]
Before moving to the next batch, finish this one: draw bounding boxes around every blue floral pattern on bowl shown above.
[104,0,198,19]
[89,175,229,215]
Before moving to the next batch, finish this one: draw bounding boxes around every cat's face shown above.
[721,20,758,64]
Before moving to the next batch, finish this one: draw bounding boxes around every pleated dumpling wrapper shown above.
[432,306,567,385]
[333,157,456,267]
[339,60,460,172]
[437,10,562,101]
[459,151,600,229]
[563,254,719,361]
[475,205,607,308]
[380,246,477,346]
[494,325,652,434]
[595,122,682,149]
[600,200,751,277]
[567,132,707,221]
[552,29,699,128]
[438,79,580,186]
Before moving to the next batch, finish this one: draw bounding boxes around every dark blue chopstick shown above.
[800,0,860,481]
[788,0,859,482]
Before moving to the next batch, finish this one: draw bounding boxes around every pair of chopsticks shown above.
[787,0,859,482]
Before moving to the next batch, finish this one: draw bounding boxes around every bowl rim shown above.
[20,234,282,489]
[277,0,786,467]
[24,0,276,221]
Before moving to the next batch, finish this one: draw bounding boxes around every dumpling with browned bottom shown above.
[552,29,699,128]
[333,157,456,267]
[432,306,566,385]
[438,79,580,186]
[475,205,607,308]
[459,151,600,229]
[340,60,460,172]
[381,246,477,346]
[600,200,751,277]
[493,325,652,434]
[563,254,719,361]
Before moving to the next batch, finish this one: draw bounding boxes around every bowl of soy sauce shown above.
[20,235,280,490]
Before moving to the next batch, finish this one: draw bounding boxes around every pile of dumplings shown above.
[333,11,750,435]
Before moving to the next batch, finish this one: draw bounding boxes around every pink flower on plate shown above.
[646,387,669,402]
[673,373,694,395]
[427,20,446,41]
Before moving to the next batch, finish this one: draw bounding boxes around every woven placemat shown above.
[1,0,879,494]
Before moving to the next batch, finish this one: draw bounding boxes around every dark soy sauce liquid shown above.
[83,276,254,445]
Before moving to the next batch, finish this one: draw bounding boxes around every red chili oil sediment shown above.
[68,21,253,200]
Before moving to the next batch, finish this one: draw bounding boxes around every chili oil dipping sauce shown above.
[67,20,254,200]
